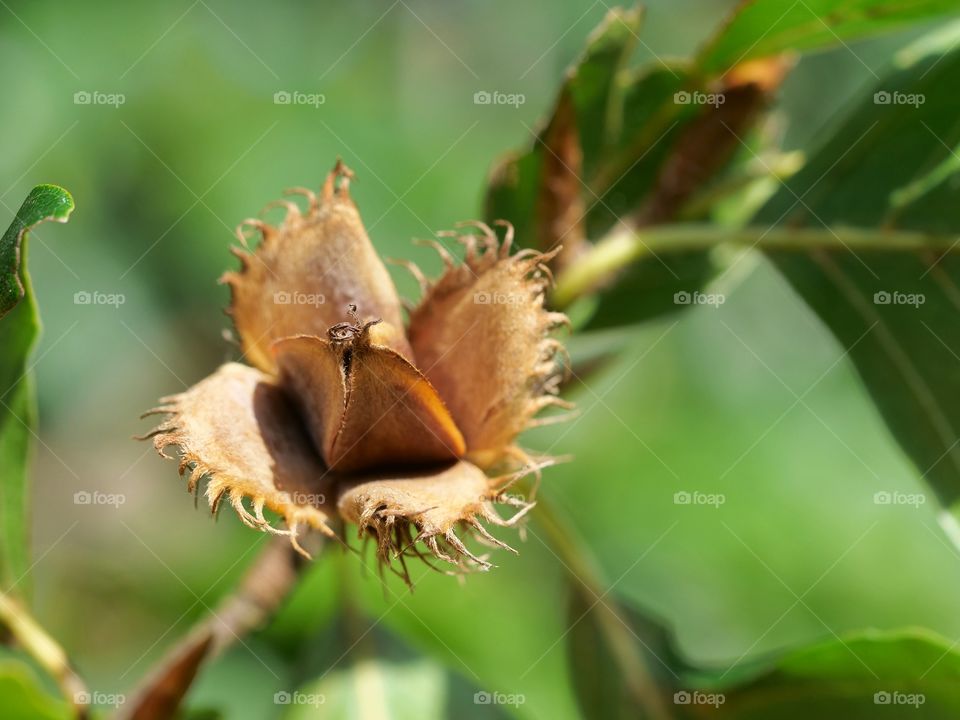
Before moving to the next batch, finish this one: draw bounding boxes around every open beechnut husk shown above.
[140,160,574,583]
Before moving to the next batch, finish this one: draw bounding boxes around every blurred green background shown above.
[2,0,958,717]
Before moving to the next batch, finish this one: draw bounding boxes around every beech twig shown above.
[117,535,310,720]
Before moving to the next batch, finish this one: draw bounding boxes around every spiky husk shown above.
[405,221,574,470]
[336,460,544,583]
[221,160,412,373]
[141,363,334,556]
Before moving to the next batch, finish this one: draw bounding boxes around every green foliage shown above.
[484,6,696,248]
[689,629,960,718]
[485,2,960,510]
[757,30,960,505]
[0,660,69,720]
[483,4,760,330]
[698,0,959,73]
[7,2,960,719]
[474,3,960,718]
[567,591,685,720]
[353,534,582,720]
[0,185,73,592]
[287,657,446,720]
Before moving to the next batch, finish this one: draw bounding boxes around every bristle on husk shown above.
[407,221,573,470]
[141,363,334,556]
[337,460,540,584]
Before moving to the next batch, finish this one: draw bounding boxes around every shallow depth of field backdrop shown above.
[3,0,960,718]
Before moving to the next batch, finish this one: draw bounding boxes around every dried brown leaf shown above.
[634,56,791,226]
[536,88,587,270]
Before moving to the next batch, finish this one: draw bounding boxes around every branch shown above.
[117,536,310,720]
[533,498,673,720]
[552,224,960,309]
[0,591,89,718]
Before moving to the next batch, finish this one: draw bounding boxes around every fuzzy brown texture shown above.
[337,461,537,575]
[142,363,334,554]
[222,160,412,372]
[143,161,572,576]
[407,221,572,469]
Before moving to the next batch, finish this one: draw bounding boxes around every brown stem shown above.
[533,498,673,720]
[0,592,90,718]
[116,536,309,720]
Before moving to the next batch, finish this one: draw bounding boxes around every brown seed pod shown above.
[142,161,573,578]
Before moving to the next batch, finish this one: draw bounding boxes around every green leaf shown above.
[484,5,652,251]
[353,533,582,720]
[754,32,960,504]
[0,185,74,315]
[487,3,960,332]
[483,6,779,330]
[285,656,447,720]
[567,590,686,720]
[687,629,960,718]
[0,660,70,720]
[0,184,74,591]
[697,0,960,74]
